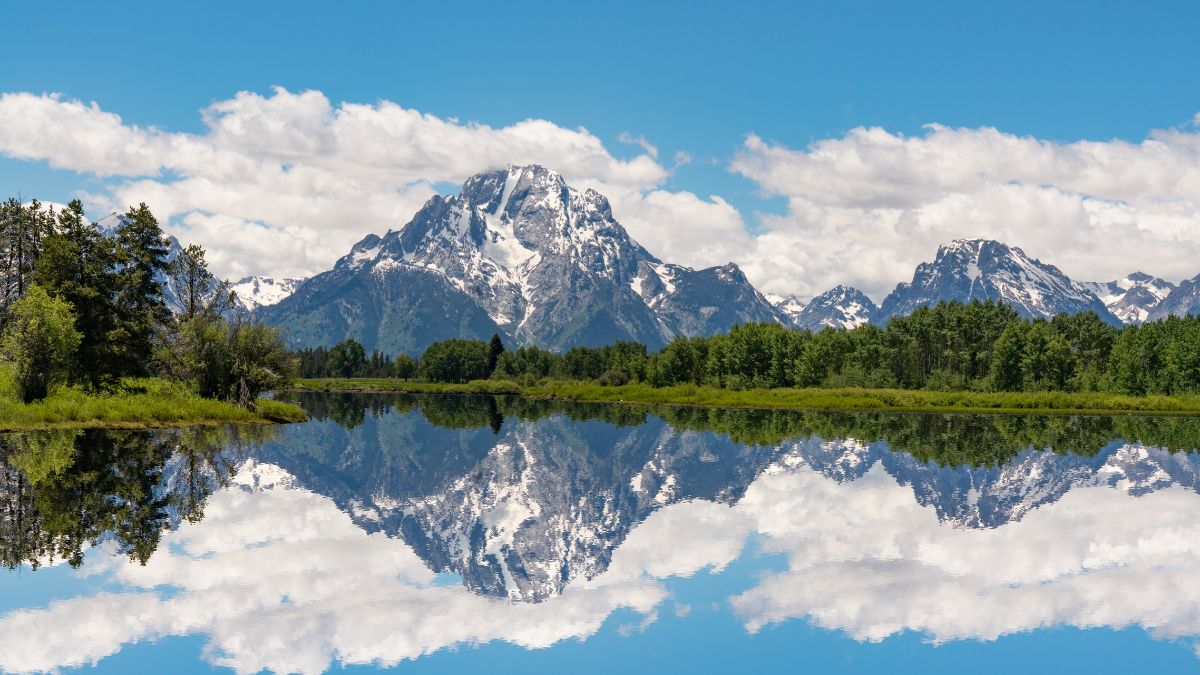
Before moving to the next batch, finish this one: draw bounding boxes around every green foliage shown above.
[0,377,303,431]
[394,353,418,379]
[225,322,300,407]
[34,199,123,388]
[168,242,236,319]
[295,339,396,378]
[111,203,171,378]
[0,198,55,319]
[154,243,297,409]
[487,334,505,375]
[419,338,492,383]
[326,338,367,378]
[1,285,82,402]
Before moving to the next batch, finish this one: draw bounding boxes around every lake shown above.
[3,393,1200,673]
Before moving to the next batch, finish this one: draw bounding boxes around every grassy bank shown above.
[0,379,307,431]
[293,378,1200,416]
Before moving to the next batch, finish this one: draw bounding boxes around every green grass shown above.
[0,377,307,431]
[292,377,1200,416]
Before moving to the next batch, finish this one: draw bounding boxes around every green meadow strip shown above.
[292,378,1200,416]
[0,378,306,431]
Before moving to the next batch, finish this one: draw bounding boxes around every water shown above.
[3,393,1200,673]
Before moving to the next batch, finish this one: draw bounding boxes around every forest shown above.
[303,300,1200,398]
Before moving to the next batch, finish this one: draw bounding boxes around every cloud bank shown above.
[0,89,1198,298]
[732,122,1200,299]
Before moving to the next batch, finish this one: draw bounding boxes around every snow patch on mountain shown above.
[231,276,305,311]
[793,286,877,330]
[1080,272,1175,324]
[879,239,1120,325]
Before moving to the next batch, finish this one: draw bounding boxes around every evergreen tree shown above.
[34,200,122,388]
[169,243,236,320]
[112,203,171,377]
[0,199,53,323]
[487,334,505,375]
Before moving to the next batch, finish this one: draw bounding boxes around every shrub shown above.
[1,285,82,402]
[596,370,630,387]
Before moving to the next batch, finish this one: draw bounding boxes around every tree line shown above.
[318,299,1200,396]
[0,198,295,405]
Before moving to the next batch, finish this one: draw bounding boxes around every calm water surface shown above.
[3,393,1200,673]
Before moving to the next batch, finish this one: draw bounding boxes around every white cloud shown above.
[617,132,659,159]
[732,122,1200,300]
[0,89,734,280]
[3,88,1199,302]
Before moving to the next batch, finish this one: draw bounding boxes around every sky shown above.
[0,1,1198,301]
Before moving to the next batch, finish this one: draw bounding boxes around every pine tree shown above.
[168,243,235,320]
[487,334,505,375]
[35,200,123,388]
[112,203,171,377]
[0,199,53,323]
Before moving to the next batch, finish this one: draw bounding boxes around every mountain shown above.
[878,239,1121,325]
[792,285,877,330]
[1080,272,1175,324]
[260,165,781,353]
[766,293,805,325]
[1147,273,1200,321]
[230,276,304,312]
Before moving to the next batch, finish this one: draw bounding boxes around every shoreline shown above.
[0,390,307,433]
[288,379,1200,417]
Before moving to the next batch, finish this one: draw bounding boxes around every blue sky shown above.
[1,1,1198,298]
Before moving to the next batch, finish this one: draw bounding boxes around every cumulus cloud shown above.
[3,87,1200,312]
[0,89,742,280]
[732,122,1200,300]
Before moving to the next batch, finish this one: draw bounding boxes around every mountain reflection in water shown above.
[2,393,1200,673]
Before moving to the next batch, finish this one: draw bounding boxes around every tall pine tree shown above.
[112,203,170,377]
[0,199,53,325]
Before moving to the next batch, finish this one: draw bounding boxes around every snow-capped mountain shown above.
[1080,272,1175,324]
[260,165,781,353]
[792,285,877,330]
[1147,273,1200,322]
[766,293,806,325]
[230,276,304,312]
[878,239,1121,325]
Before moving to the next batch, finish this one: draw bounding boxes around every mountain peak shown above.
[793,285,877,330]
[881,239,1121,324]
[262,167,780,352]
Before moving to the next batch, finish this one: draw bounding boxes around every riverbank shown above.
[0,379,307,431]
[291,378,1200,416]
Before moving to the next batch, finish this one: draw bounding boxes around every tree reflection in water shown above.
[0,425,273,569]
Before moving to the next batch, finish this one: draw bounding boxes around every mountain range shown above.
[241,164,1200,352]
